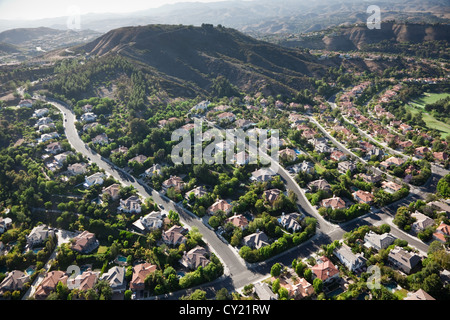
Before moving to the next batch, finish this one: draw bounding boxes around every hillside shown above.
[53,24,334,99]
[277,22,450,51]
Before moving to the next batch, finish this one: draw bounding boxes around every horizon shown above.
[0,0,239,21]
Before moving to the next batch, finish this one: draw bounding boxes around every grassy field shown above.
[406,92,450,139]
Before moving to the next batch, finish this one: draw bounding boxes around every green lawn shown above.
[405,92,450,139]
[315,163,326,174]
[97,246,109,254]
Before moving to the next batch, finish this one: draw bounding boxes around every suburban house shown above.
[27,224,55,247]
[381,181,403,194]
[80,112,97,122]
[118,195,142,214]
[338,161,356,174]
[184,186,208,200]
[0,217,12,234]
[330,151,347,162]
[243,231,270,250]
[207,199,232,215]
[352,190,375,205]
[251,167,277,182]
[162,225,188,247]
[38,123,56,132]
[433,152,448,163]
[308,179,331,192]
[433,222,450,243]
[387,246,421,274]
[234,151,250,166]
[18,99,33,108]
[428,200,450,215]
[292,161,314,175]
[315,143,333,154]
[128,154,148,164]
[92,133,109,145]
[398,140,413,150]
[132,211,163,233]
[144,164,163,178]
[0,270,30,294]
[278,213,302,233]
[39,132,59,143]
[288,278,314,299]
[217,112,236,123]
[334,244,367,272]
[278,148,297,162]
[130,263,157,291]
[84,172,106,188]
[363,231,396,251]
[358,173,382,184]
[191,100,210,112]
[226,214,249,230]
[35,116,53,128]
[111,146,129,155]
[415,147,431,159]
[162,176,185,192]
[102,183,121,201]
[100,266,126,293]
[411,211,434,232]
[311,256,340,283]
[404,289,435,301]
[254,282,278,300]
[67,269,99,292]
[34,271,68,300]
[380,156,405,169]
[263,189,282,205]
[83,122,99,132]
[180,246,210,270]
[321,196,346,210]
[235,119,254,131]
[70,231,99,254]
[54,151,74,166]
[67,163,88,176]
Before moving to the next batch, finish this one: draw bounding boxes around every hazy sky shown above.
[0,0,226,20]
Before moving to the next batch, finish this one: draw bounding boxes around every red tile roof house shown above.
[330,151,347,162]
[320,196,346,210]
[433,152,448,163]
[0,270,30,294]
[70,231,99,254]
[34,271,68,300]
[179,246,210,270]
[352,190,375,205]
[162,176,185,192]
[381,181,403,194]
[432,222,450,243]
[263,189,282,205]
[414,147,431,159]
[226,214,249,230]
[129,263,157,291]
[207,199,233,215]
[67,270,99,293]
[311,256,340,283]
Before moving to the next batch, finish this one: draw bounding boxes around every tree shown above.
[272,278,280,293]
[215,288,231,300]
[270,263,282,277]
[278,287,289,300]
[313,278,323,293]
[124,290,132,300]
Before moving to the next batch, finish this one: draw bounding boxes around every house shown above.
[383,156,406,168]
[80,112,97,122]
[162,176,185,192]
[254,282,277,300]
[311,256,339,283]
[278,148,297,162]
[54,151,74,166]
[84,172,106,188]
[226,214,249,230]
[70,231,99,254]
[111,146,129,155]
[128,154,147,164]
[38,123,56,132]
[18,99,33,108]
[433,152,448,163]
[162,225,188,246]
[278,213,302,233]
[381,181,403,194]
[144,163,163,178]
[334,244,366,272]
[184,186,208,200]
[67,163,88,176]
[432,222,450,243]
[92,133,109,145]
[35,117,53,128]
[308,179,331,192]
[102,183,121,201]
[83,122,99,132]
[82,104,93,113]
[67,269,99,291]
[428,201,450,214]
[100,266,126,293]
[352,190,375,204]
[234,151,250,166]
[404,289,435,301]
[251,167,277,182]
[180,246,210,270]
[358,173,381,184]
[129,263,157,291]
[235,119,254,131]
[0,217,12,234]
[217,112,236,123]
[292,161,315,175]
[0,270,30,294]
[27,225,55,247]
[315,143,332,154]
[207,199,232,215]
[398,140,413,150]
[399,123,412,133]
[118,195,142,214]
[39,132,59,143]
[289,278,314,299]
[414,147,430,159]
[263,189,282,205]
[411,211,434,232]
[338,161,356,174]
[132,211,163,233]
[191,100,210,112]
[34,271,68,300]
[321,196,346,210]
[330,151,347,162]
[387,246,421,274]
[363,231,396,251]
[33,108,49,118]
[243,231,269,250]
